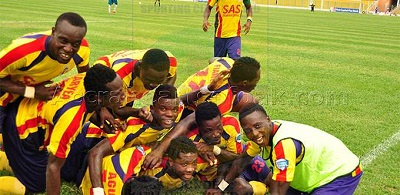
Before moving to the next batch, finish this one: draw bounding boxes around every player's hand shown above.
[203,20,211,32]
[143,149,163,170]
[138,106,153,123]
[209,70,230,91]
[242,21,252,35]
[34,81,62,101]
[194,142,218,166]
[193,142,213,154]
[206,188,222,195]
[98,107,125,133]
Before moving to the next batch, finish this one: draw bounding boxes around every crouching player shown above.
[80,136,198,194]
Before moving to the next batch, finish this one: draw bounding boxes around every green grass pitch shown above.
[1,0,399,194]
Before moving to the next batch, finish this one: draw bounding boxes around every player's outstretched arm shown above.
[87,139,114,188]
[143,112,196,169]
[180,70,229,106]
[113,106,153,122]
[0,77,61,101]
[77,64,90,73]
[223,153,252,183]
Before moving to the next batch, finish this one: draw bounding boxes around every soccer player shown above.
[202,0,253,59]
[222,104,363,194]
[81,136,198,194]
[154,0,160,7]
[186,102,243,194]
[108,0,118,13]
[0,12,90,133]
[178,57,260,116]
[2,65,124,194]
[94,49,178,126]
[87,84,183,191]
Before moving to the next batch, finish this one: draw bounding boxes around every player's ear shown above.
[51,27,56,35]
[168,157,174,166]
[85,91,100,107]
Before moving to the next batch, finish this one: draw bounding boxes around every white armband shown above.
[218,179,229,191]
[213,145,221,155]
[200,85,212,94]
[24,86,35,98]
[91,187,105,195]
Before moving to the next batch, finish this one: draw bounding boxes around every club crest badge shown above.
[236,134,242,143]
[136,145,145,155]
[276,159,289,171]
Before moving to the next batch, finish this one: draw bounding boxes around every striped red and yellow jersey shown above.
[80,145,152,195]
[14,73,93,158]
[245,121,304,182]
[0,31,90,106]
[178,57,244,115]
[187,115,242,181]
[94,49,177,105]
[108,117,177,152]
[207,0,251,38]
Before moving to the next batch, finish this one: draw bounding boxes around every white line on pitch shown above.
[361,130,400,167]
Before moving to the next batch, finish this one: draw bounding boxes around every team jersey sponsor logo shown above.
[222,5,242,14]
[276,159,289,171]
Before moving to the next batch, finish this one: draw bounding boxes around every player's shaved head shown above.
[122,175,162,195]
[55,12,87,33]
[195,102,221,125]
[230,57,260,83]
[141,49,170,72]
[239,103,268,122]
[152,84,178,104]
[84,64,117,93]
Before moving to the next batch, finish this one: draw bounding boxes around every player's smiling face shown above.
[151,98,180,129]
[240,110,271,147]
[170,152,198,182]
[49,20,86,64]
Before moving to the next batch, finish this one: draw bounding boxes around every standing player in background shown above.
[0,12,90,133]
[94,49,177,129]
[203,0,253,59]
[108,0,118,13]
[154,0,161,7]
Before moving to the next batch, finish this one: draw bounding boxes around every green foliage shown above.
[1,0,399,194]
